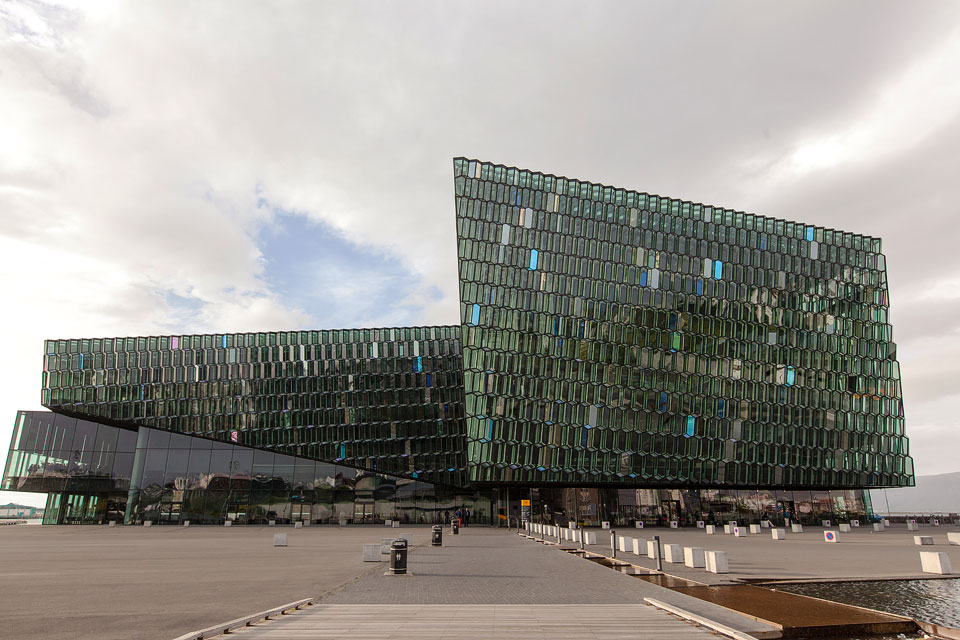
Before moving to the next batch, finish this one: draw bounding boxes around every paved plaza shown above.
[2,522,956,639]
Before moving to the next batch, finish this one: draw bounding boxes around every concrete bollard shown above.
[224,520,231,527]
[907,520,919,531]
[771,528,787,540]
[664,544,684,563]
[791,523,803,533]
[670,520,679,529]
[749,524,761,534]
[646,540,660,560]
[839,524,851,533]
[705,524,716,535]
[303,520,311,527]
[696,520,705,528]
[873,522,884,532]
[948,532,960,546]
[362,543,380,561]
[144,521,153,527]
[821,520,831,527]
[108,521,116,528]
[723,524,733,534]
[295,522,302,529]
[618,536,628,552]
[183,521,190,527]
[761,520,770,528]
[920,551,953,574]
[733,526,748,537]
[269,520,276,527]
[569,521,578,529]
[385,519,392,527]
[914,536,934,545]
[933,519,941,526]
[851,520,860,527]
[381,538,393,554]
[823,530,838,543]
[274,533,288,547]
[393,521,400,528]
[602,521,611,530]
[584,532,597,545]
[684,547,706,568]
[632,538,644,555]
[883,519,890,526]
[634,521,644,529]
[706,550,729,574]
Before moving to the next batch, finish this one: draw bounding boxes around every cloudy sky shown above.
[2,1,959,508]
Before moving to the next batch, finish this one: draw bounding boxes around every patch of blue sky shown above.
[259,211,437,329]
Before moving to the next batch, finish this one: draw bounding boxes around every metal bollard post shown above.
[611,529,617,558]
[451,519,459,535]
[389,538,408,574]
[653,534,663,572]
[431,524,442,546]
[557,524,562,545]
[579,527,585,550]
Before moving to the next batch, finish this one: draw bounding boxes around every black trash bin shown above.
[431,525,443,546]
[451,519,459,535]
[389,538,408,574]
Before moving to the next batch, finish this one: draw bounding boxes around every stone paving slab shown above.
[228,604,722,639]
[569,524,960,585]
[320,528,779,638]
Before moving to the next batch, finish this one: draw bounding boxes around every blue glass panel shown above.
[696,279,703,295]
[714,260,723,279]
[717,398,725,418]
[640,270,647,287]
[529,249,539,270]
[806,226,815,241]
[413,356,422,373]
[658,392,668,413]
[426,373,432,387]
[470,304,481,325]
[786,366,796,386]
[222,335,227,348]
[685,415,695,438]
[760,236,766,250]
[486,419,493,440]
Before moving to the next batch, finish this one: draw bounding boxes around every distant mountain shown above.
[870,472,960,514]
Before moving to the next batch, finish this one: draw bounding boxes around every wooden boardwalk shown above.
[227,603,720,639]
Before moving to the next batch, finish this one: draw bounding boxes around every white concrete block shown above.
[914,536,934,545]
[108,521,116,527]
[933,519,941,526]
[839,524,851,533]
[646,540,660,559]
[381,538,393,554]
[602,521,611,530]
[632,538,643,555]
[569,521,578,529]
[223,520,231,527]
[883,519,890,526]
[392,521,399,528]
[634,521,644,529]
[362,543,380,561]
[144,521,152,527]
[385,520,392,526]
[821,520,831,527]
[920,551,953,574]
[907,520,919,531]
[791,523,803,533]
[670,520,679,529]
[706,550,729,574]
[733,526,747,537]
[584,532,597,545]
[303,520,310,527]
[749,524,761,534]
[684,547,706,568]
[771,528,786,540]
[723,524,733,534]
[948,532,960,546]
[274,533,288,547]
[851,520,860,527]
[761,520,770,528]
[664,544,684,563]
[696,520,705,528]
[618,536,627,552]
[873,523,884,532]
[295,522,302,529]
[823,530,838,543]
[705,524,716,535]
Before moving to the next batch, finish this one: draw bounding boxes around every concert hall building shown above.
[2,158,913,526]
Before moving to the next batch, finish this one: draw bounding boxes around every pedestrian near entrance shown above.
[455,508,462,527]
[464,507,470,527]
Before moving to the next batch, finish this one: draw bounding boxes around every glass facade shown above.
[454,157,912,488]
[0,157,913,526]
[3,411,490,526]
[40,326,466,487]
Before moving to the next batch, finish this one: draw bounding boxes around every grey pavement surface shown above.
[227,604,723,640]
[0,523,421,640]
[319,526,780,638]
[567,523,960,584]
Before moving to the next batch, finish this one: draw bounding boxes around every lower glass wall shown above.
[524,486,872,527]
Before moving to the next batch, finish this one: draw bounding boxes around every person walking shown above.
[463,507,470,527]
[455,507,462,527]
